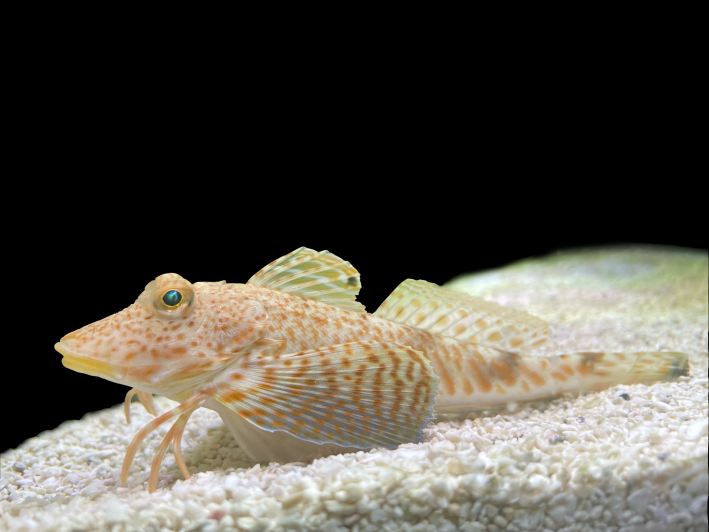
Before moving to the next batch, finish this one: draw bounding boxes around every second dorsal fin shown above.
[374,279,550,352]
[247,247,366,313]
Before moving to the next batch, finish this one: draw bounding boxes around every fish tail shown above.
[572,350,690,391]
[432,348,690,413]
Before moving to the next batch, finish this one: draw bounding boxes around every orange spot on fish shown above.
[577,353,601,375]
[491,359,516,387]
[135,365,160,379]
[223,390,247,403]
[510,338,524,348]
[560,364,574,376]
[412,313,426,325]
[487,331,502,342]
[467,358,492,393]
[521,381,530,392]
[519,366,545,387]
[473,351,486,366]
[551,371,567,382]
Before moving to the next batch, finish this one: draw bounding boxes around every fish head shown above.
[56,273,268,396]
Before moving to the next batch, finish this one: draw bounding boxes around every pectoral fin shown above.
[208,341,439,452]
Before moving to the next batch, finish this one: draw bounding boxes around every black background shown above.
[3,67,705,453]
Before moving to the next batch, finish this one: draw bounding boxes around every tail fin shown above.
[433,349,690,413]
[573,350,690,392]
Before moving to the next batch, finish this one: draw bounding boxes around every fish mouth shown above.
[55,342,126,381]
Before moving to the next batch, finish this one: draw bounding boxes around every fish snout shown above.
[56,340,127,381]
[55,323,127,381]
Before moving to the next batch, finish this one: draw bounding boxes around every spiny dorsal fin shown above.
[374,279,550,352]
[247,247,366,313]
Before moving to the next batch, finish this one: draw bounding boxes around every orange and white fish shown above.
[55,247,689,492]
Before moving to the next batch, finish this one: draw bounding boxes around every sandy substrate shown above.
[2,246,707,532]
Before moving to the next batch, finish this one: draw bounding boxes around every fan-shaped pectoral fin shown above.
[206,341,440,462]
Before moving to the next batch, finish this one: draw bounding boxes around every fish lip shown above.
[54,342,84,362]
[55,342,124,380]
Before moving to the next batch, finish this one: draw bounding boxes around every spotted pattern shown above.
[212,341,438,448]
[374,279,550,352]
[248,247,365,313]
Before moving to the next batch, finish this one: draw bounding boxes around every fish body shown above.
[55,248,690,492]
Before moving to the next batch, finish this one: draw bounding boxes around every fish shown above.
[55,247,690,492]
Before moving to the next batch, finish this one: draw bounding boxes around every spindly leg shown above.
[120,393,208,489]
[124,389,138,423]
[172,411,192,480]
[124,388,158,423]
[148,409,197,492]
[138,390,157,416]
[148,421,180,493]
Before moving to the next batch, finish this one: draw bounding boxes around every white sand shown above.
[2,246,707,532]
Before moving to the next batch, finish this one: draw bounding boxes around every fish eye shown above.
[162,289,183,308]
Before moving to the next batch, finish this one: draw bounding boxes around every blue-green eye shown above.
[162,290,183,308]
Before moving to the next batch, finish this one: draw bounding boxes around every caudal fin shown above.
[572,350,689,392]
